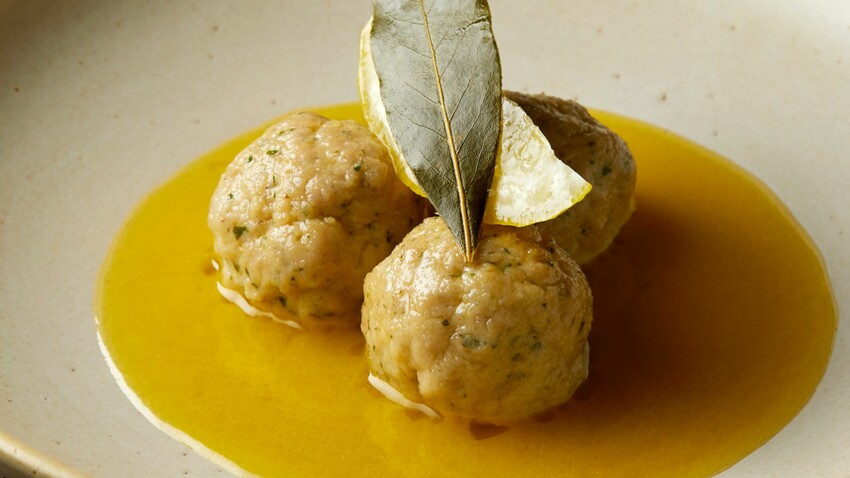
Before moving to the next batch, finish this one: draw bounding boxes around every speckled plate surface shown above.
[1,1,848,476]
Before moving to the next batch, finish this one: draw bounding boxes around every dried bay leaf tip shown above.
[505,91,637,265]
[362,217,592,424]
[369,0,503,261]
[359,19,590,231]
[208,112,425,327]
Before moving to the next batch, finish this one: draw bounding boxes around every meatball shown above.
[209,112,424,327]
[505,91,637,265]
[362,217,592,423]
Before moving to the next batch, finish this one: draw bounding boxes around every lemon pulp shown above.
[96,103,836,478]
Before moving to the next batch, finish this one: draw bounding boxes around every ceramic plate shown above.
[1,0,847,476]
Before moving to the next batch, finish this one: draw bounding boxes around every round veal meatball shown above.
[362,217,592,423]
[209,112,424,327]
[505,91,637,265]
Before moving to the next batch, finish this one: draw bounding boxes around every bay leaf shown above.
[370,0,502,262]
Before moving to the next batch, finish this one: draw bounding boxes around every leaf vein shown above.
[402,79,438,105]
[417,0,474,261]
[397,109,446,139]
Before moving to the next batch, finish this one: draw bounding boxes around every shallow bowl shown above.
[1,0,848,476]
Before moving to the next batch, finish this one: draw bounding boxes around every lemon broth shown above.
[96,103,836,477]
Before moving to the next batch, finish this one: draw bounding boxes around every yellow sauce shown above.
[95,103,836,477]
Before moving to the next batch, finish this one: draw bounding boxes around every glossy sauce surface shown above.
[96,103,836,477]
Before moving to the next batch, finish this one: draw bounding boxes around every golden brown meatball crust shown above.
[362,217,592,423]
[209,112,425,326]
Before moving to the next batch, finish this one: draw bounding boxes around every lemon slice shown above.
[358,19,591,226]
[485,98,592,226]
[358,19,425,196]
